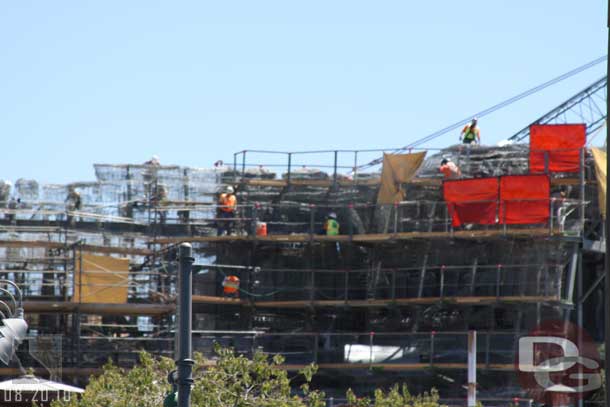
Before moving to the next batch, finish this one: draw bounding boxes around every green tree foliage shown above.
[52,345,445,407]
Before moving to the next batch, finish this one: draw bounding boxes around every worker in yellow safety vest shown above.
[460,118,480,145]
[217,186,237,236]
[324,212,340,236]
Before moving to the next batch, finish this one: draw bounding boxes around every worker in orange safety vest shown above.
[439,158,461,179]
[222,275,240,297]
[217,186,237,236]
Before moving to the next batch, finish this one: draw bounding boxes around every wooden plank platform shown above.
[24,301,174,315]
[193,295,559,307]
[153,228,559,245]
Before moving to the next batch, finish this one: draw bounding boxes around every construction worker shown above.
[66,186,81,225]
[460,118,480,145]
[217,186,237,236]
[222,275,240,297]
[439,158,461,179]
[152,185,168,225]
[323,212,340,236]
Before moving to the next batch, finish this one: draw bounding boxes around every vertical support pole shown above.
[241,151,247,179]
[353,151,358,188]
[549,198,554,235]
[429,332,435,367]
[470,259,478,296]
[233,153,238,184]
[391,269,396,301]
[605,16,610,405]
[369,331,374,366]
[495,264,502,298]
[439,265,446,299]
[393,202,399,234]
[177,243,194,407]
[344,269,349,302]
[577,246,584,407]
[309,204,315,238]
[287,153,292,186]
[333,150,338,189]
[580,147,586,231]
[467,330,477,407]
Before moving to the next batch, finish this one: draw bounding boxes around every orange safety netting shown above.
[529,124,586,173]
[499,175,550,224]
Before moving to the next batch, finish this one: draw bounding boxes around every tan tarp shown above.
[592,147,607,218]
[377,152,427,204]
[73,254,129,303]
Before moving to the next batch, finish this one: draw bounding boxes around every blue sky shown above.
[0,1,606,183]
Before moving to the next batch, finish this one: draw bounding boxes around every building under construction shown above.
[0,76,607,403]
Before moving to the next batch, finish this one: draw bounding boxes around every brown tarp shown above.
[377,152,427,204]
[592,148,606,218]
[73,254,129,303]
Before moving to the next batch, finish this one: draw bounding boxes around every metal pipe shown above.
[0,280,22,309]
[0,289,16,316]
[467,330,477,407]
[177,243,194,407]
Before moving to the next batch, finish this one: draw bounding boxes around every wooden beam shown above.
[23,301,174,316]
[153,228,559,245]
[240,177,581,188]
[192,295,559,307]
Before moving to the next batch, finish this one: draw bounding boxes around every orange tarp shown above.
[443,177,499,227]
[377,152,426,204]
[530,124,586,173]
[499,175,550,224]
[73,254,129,304]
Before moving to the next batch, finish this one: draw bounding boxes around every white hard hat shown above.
[226,186,235,194]
[328,212,337,219]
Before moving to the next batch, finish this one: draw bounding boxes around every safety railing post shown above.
[241,151,247,179]
[287,153,292,186]
[309,204,315,238]
[347,203,353,240]
[333,150,338,189]
[393,202,399,233]
[313,334,319,364]
[252,203,259,237]
[353,151,358,188]
[233,153,238,184]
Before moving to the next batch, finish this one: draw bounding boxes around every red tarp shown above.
[499,175,550,225]
[443,178,499,227]
[530,124,586,173]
